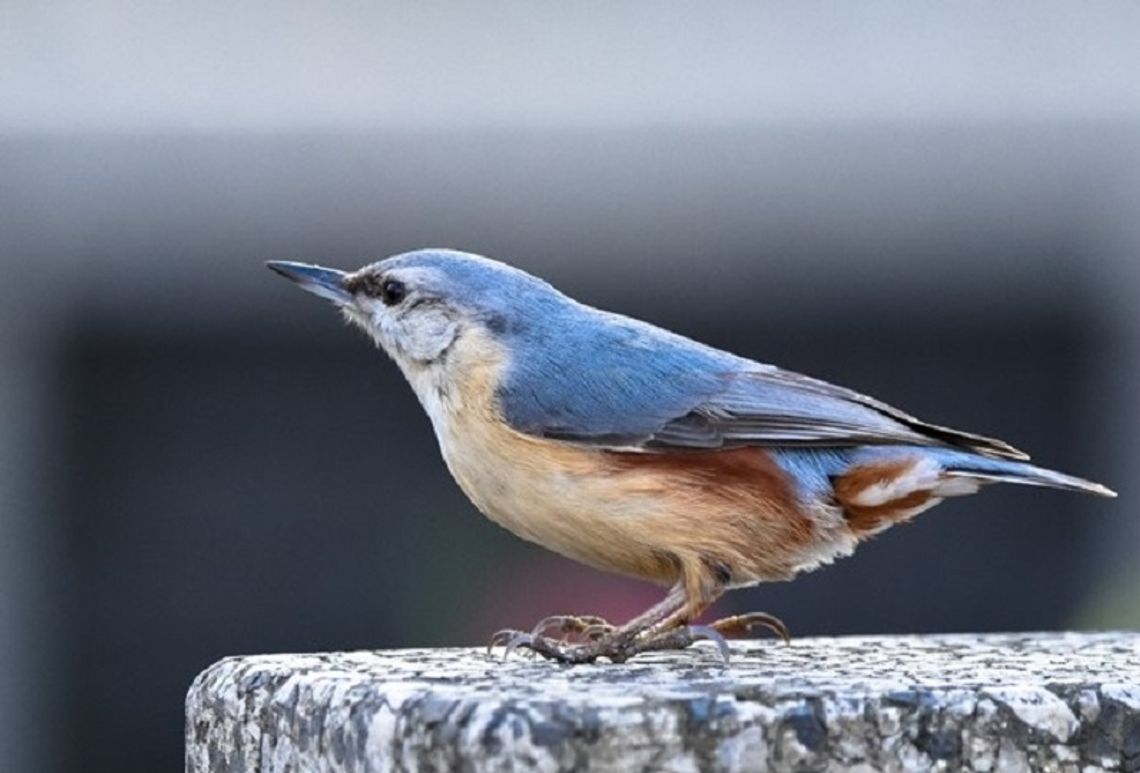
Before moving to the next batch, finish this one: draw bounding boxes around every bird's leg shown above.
[599,567,731,659]
[569,571,725,662]
[610,584,689,638]
[627,565,790,660]
[529,590,692,646]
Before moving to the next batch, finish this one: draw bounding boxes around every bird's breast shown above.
[433,375,675,580]
[402,329,630,557]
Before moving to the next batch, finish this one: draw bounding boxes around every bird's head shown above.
[268,249,567,378]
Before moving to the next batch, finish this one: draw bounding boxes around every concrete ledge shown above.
[186,632,1140,772]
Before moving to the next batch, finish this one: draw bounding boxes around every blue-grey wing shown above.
[645,368,1026,459]
[497,310,1026,460]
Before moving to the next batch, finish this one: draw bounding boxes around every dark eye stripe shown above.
[344,274,379,296]
[345,274,406,306]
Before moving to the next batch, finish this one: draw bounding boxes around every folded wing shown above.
[497,311,1027,460]
[646,368,1027,459]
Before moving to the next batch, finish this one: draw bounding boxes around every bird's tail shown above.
[931,450,1117,498]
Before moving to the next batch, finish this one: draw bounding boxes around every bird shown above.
[268,249,1116,664]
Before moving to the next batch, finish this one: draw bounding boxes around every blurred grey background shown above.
[2,2,1138,771]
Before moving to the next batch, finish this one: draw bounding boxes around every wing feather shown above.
[644,369,1028,459]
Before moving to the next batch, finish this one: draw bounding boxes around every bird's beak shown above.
[267,261,352,304]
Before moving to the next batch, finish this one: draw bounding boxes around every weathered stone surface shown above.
[186,632,1140,772]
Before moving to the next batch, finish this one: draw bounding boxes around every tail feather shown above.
[800,446,1115,542]
[939,457,1116,498]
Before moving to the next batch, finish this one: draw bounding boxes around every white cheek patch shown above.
[403,310,459,362]
[373,307,458,363]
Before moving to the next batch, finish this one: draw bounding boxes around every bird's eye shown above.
[380,279,406,306]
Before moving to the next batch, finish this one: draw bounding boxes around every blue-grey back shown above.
[499,302,737,442]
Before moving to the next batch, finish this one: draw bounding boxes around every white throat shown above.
[398,358,460,444]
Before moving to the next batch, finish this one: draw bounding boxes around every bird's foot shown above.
[486,615,614,661]
[487,630,608,664]
[487,625,730,664]
[487,610,789,664]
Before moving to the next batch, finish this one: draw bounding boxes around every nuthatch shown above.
[269,249,1115,663]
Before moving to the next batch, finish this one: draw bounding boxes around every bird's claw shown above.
[503,632,540,662]
[708,611,791,644]
[486,629,572,662]
[486,628,531,656]
[686,625,732,661]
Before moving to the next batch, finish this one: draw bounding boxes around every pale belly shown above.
[438,420,679,581]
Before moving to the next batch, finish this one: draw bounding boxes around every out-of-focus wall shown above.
[4,2,1140,132]
[2,4,1139,772]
